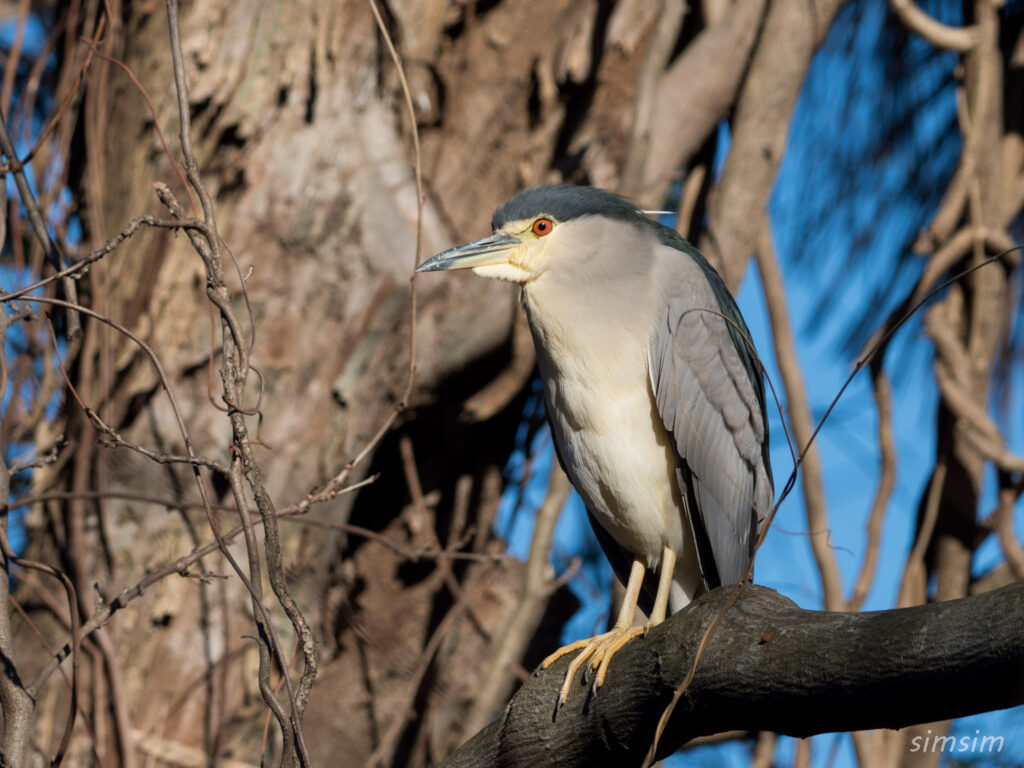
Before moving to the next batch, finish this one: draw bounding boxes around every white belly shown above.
[522,284,686,563]
[522,273,704,607]
[545,366,685,570]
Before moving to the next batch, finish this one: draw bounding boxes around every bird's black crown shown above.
[491,185,642,230]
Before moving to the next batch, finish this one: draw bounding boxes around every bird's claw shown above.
[540,624,648,712]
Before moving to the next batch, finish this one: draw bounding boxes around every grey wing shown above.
[648,258,773,589]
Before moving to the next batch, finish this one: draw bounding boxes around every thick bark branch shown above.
[637,0,767,208]
[702,0,848,291]
[442,582,1024,767]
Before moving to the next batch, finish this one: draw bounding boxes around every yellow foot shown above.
[540,624,647,708]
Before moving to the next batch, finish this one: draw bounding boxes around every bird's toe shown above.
[543,625,647,710]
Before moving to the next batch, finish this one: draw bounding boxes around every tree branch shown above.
[442,582,1024,767]
[0,104,81,340]
[701,0,847,291]
[755,223,843,611]
[638,0,767,207]
[889,0,980,52]
[461,464,571,739]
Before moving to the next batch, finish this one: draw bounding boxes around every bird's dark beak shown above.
[416,232,521,272]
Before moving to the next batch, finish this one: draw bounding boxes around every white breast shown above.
[522,276,687,572]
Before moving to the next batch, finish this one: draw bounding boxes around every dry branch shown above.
[847,367,896,611]
[443,582,1024,768]
[0,312,35,768]
[704,0,847,290]
[639,0,768,206]
[755,225,843,611]
[461,465,571,738]
[889,0,980,52]
[0,104,81,339]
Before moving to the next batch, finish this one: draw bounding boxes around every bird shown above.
[417,184,773,706]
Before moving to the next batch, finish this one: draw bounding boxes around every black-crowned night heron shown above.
[417,185,773,706]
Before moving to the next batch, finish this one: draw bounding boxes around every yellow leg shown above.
[614,557,647,628]
[649,546,676,624]
[540,546,680,708]
[540,557,648,708]
[593,546,676,688]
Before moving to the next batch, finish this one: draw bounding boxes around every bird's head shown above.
[416,185,656,284]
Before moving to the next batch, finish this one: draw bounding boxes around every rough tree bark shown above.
[442,583,1024,767]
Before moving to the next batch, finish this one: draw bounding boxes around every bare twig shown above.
[163,2,318,762]
[84,46,194,211]
[7,585,109,768]
[7,445,60,475]
[889,0,980,52]
[461,464,571,738]
[25,479,377,695]
[755,224,843,611]
[0,104,81,339]
[91,627,137,768]
[0,215,203,305]
[1,527,80,767]
[847,365,896,611]
[364,568,493,768]
[992,476,1024,580]
[225,458,293,763]
[0,309,36,768]
[398,435,475,600]
[23,290,303,761]
[284,515,509,563]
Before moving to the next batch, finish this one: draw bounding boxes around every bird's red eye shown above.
[532,217,553,236]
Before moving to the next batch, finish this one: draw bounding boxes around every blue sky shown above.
[495,2,1024,765]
